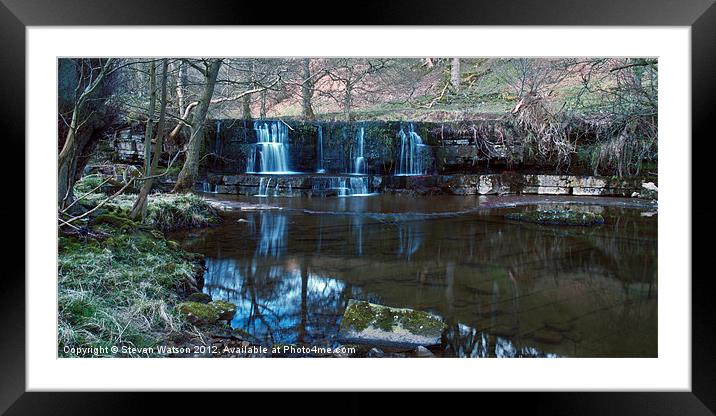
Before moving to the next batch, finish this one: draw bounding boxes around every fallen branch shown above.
[60,178,136,226]
[60,176,114,214]
[279,119,295,131]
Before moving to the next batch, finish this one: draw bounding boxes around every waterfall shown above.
[348,177,369,196]
[353,127,366,175]
[256,177,272,197]
[316,125,325,173]
[314,176,372,197]
[202,181,217,193]
[246,120,292,174]
[396,123,427,176]
[215,120,222,157]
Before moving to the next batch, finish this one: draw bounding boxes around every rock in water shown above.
[414,346,435,358]
[337,299,446,349]
[209,300,237,321]
[367,347,385,358]
[187,292,212,304]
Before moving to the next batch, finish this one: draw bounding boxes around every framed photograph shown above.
[3,0,713,412]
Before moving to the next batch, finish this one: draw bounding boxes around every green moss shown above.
[340,300,446,336]
[187,292,212,304]
[64,298,97,324]
[209,300,237,320]
[74,187,221,233]
[93,213,138,232]
[399,310,446,336]
[177,301,220,324]
[74,174,105,195]
[506,209,605,226]
[341,300,375,332]
[374,308,396,332]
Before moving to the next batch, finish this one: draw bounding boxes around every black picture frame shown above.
[1,0,713,413]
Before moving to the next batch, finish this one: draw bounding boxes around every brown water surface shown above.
[172,194,657,357]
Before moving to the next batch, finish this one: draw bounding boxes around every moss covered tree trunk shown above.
[173,59,222,193]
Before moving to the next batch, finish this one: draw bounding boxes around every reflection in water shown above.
[256,212,287,257]
[204,257,347,345]
[443,324,558,358]
[173,195,658,357]
[397,221,423,260]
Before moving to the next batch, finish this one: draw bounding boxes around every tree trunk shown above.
[142,61,157,176]
[242,94,252,120]
[131,59,169,220]
[344,83,352,121]
[242,60,254,120]
[174,60,186,117]
[260,89,267,118]
[301,58,315,120]
[450,58,461,92]
[173,59,222,193]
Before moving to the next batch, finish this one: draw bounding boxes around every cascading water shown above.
[313,176,373,197]
[256,177,272,197]
[316,125,325,173]
[352,127,366,175]
[215,120,222,157]
[202,181,217,193]
[396,123,427,176]
[246,120,293,174]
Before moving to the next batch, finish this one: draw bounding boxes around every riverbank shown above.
[58,181,230,357]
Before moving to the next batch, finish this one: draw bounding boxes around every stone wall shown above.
[201,173,652,198]
[107,118,655,186]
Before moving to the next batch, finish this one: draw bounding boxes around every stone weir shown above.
[202,118,524,175]
[201,172,653,198]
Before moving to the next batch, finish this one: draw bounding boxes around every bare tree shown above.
[130,59,169,220]
[320,58,391,121]
[173,59,223,193]
[300,58,316,119]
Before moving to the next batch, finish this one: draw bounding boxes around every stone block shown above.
[337,299,446,349]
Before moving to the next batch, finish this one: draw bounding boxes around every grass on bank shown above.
[59,178,222,357]
[74,178,220,232]
[58,231,198,357]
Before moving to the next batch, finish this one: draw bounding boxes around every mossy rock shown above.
[338,299,446,349]
[93,213,138,231]
[505,209,604,226]
[209,300,237,321]
[177,301,219,325]
[187,292,212,304]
